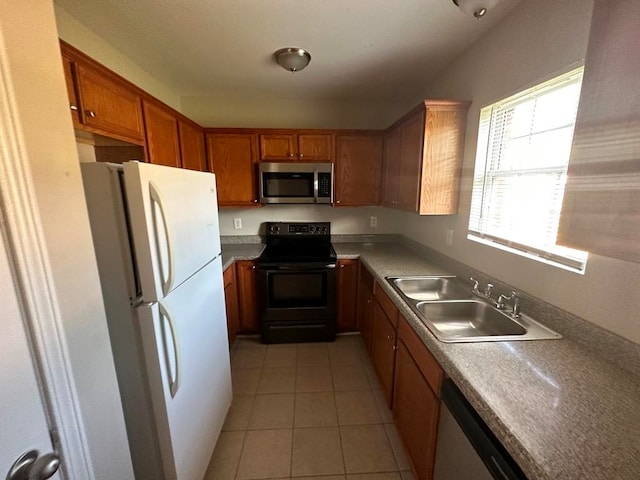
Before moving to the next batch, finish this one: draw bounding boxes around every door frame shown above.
[0,32,95,480]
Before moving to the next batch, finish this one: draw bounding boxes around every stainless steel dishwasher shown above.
[433,379,527,480]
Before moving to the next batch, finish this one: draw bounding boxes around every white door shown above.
[136,257,231,480]
[0,232,61,480]
[123,161,221,302]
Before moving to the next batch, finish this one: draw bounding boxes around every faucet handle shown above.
[469,277,480,293]
[484,283,494,298]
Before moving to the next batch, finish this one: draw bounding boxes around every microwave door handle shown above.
[313,166,319,203]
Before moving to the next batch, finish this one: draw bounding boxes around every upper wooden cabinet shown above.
[558,0,640,264]
[259,132,333,161]
[143,101,207,170]
[73,62,145,144]
[179,120,207,171]
[142,100,181,167]
[335,134,383,206]
[62,55,81,128]
[206,132,260,206]
[383,100,470,215]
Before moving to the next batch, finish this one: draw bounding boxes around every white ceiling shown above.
[54,0,519,103]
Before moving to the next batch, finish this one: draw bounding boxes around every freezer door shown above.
[137,257,231,480]
[124,161,221,302]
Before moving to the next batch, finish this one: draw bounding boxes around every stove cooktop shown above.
[258,221,336,264]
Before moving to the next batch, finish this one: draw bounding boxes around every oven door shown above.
[258,263,337,342]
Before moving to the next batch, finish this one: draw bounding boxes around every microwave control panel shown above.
[318,173,331,198]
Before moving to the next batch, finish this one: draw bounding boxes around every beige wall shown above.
[392,0,640,345]
[182,95,404,129]
[1,1,134,478]
[55,5,181,111]
[219,206,394,236]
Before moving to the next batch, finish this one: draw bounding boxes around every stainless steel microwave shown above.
[259,162,333,204]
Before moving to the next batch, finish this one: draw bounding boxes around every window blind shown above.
[468,68,588,271]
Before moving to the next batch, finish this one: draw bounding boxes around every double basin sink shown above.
[386,276,562,343]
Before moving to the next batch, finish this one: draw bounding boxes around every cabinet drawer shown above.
[374,285,399,328]
[398,315,443,396]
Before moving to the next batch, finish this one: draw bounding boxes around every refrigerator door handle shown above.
[149,181,175,296]
[159,300,181,398]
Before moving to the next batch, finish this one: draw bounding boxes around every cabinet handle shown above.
[299,153,304,158]
[386,335,394,340]
[289,153,295,157]
[70,104,78,111]
[336,200,341,204]
[340,264,345,268]
[367,299,372,304]
[393,345,398,351]
[252,265,256,270]
[85,110,96,118]
[253,199,258,203]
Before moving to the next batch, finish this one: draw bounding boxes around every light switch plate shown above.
[370,216,378,228]
[233,217,242,230]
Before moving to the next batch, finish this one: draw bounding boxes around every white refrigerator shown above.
[81,161,232,480]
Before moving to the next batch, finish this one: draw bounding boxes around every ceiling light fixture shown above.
[274,48,311,72]
[452,0,500,18]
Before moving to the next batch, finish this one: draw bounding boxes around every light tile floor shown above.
[205,334,417,480]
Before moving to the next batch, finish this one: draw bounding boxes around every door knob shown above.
[6,450,60,480]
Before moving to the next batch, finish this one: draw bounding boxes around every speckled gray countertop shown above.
[221,241,640,479]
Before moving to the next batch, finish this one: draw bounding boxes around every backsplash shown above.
[217,205,394,236]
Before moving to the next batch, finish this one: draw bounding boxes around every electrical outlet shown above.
[233,217,242,230]
[446,229,454,246]
[370,216,378,228]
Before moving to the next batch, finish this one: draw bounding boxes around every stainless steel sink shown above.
[386,276,562,343]
[387,276,474,301]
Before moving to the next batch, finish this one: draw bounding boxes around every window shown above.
[468,67,588,271]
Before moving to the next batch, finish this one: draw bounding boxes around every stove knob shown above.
[270,224,280,234]
[310,225,316,233]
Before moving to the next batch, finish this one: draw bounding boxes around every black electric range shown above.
[256,222,337,343]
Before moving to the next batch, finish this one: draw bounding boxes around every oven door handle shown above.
[261,263,337,271]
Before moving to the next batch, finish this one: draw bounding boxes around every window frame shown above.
[467,67,589,273]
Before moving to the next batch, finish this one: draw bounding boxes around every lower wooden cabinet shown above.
[223,265,240,345]
[337,259,359,332]
[357,264,375,352]
[394,315,444,480]
[235,260,260,334]
[371,297,398,407]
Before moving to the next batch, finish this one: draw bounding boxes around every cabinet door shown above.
[358,265,375,353]
[179,120,207,171]
[335,135,383,206]
[62,55,80,127]
[207,133,259,206]
[337,259,359,332]
[372,301,397,407]
[143,100,181,167]
[419,106,468,214]
[259,134,297,160]
[75,63,145,144]
[398,111,424,212]
[235,261,259,334]
[382,127,402,207]
[223,266,240,345]
[393,340,440,480]
[297,134,333,161]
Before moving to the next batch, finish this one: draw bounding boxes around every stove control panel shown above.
[266,222,330,236]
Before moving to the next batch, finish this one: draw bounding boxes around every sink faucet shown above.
[497,291,521,317]
[470,277,497,304]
